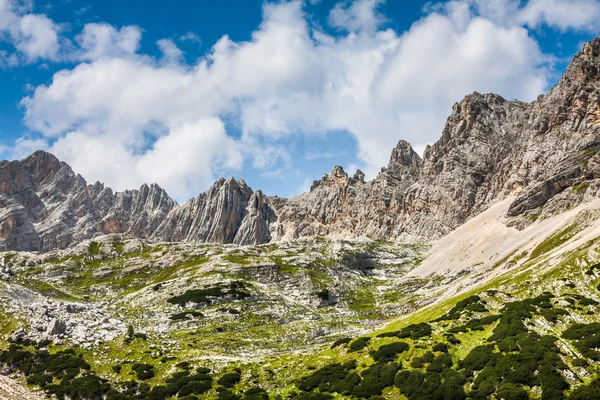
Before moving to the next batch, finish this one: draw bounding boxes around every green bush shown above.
[131,363,155,380]
[371,342,409,362]
[243,387,269,400]
[218,371,242,388]
[297,361,359,394]
[330,337,352,348]
[397,323,432,340]
[348,337,371,352]
[351,362,399,398]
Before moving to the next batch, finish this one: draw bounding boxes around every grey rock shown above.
[46,319,66,336]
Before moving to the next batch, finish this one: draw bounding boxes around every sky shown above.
[0,0,599,202]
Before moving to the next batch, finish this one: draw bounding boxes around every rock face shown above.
[273,38,600,240]
[2,38,600,250]
[150,178,276,245]
[0,151,177,252]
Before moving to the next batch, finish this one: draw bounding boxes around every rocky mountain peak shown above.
[4,37,600,250]
[309,166,365,192]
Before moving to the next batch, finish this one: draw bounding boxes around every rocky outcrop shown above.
[3,38,600,250]
[150,177,276,244]
[0,151,176,251]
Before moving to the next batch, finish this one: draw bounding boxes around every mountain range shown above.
[2,38,600,252]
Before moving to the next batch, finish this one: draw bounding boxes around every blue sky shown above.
[0,0,599,202]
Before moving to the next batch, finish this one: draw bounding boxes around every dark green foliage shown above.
[436,295,487,321]
[427,354,453,373]
[395,369,466,400]
[540,308,569,322]
[432,343,449,353]
[446,335,461,345]
[292,392,334,400]
[217,387,242,400]
[348,337,371,352]
[495,383,529,400]
[330,337,352,348]
[218,371,242,388]
[579,297,599,306]
[411,352,435,369]
[131,363,155,380]
[568,378,600,400]
[112,365,122,374]
[351,362,399,398]
[171,310,204,321]
[297,361,359,394]
[371,342,409,362]
[167,282,250,306]
[176,361,191,369]
[572,358,588,367]
[586,262,600,276]
[459,345,497,375]
[243,387,269,400]
[563,323,600,360]
[397,323,432,340]
[133,332,148,340]
[178,379,213,396]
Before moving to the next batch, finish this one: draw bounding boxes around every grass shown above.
[528,222,580,260]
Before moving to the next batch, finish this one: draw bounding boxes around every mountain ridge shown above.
[2,37,600,251]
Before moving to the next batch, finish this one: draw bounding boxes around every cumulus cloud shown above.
[74,23,141,61]
[6,0,600,200]
[0,0,61,63]
[328,0,387,32]
[447,0,600,32]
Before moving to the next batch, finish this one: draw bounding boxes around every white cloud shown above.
[15,13,60,61]
[17,0,555,200]
[0,0,61,63]
[442,0,600,32]
[75,23,141,61]
[179,31,201,45]
[328,0,387,32]
[157,38,184,65]
[519,0,600,31]
[9,0,600,199]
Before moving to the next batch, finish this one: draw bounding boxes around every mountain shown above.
[2,39,600,252]
[4,36,600,400]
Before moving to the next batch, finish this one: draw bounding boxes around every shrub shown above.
[217,387,242,400]
[178,379,213,396]
[243,387,269,400]
[458,345,497,375]
[563,323,600,360]
[397,323,432,340]
[218,371,242,388]
[436,295,487,321]
[348,337,371,352]
[495,383,529,400]
[432,343,449,353]
[330,337,352,348]
[411,352,435,369]
[297,361,359,394]
[131,363,155,380]
[351,362,399,398]
[371,342,409,362]
[171,311,204,321]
